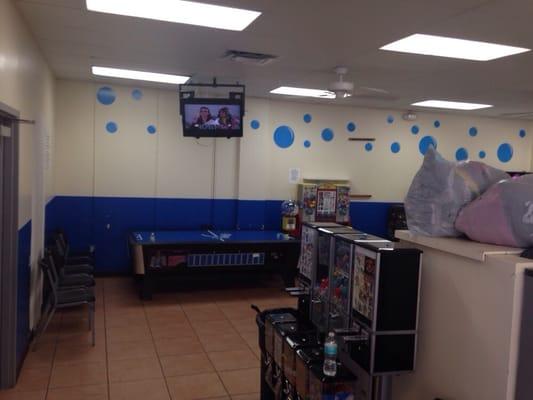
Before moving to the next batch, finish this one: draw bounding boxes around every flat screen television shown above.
[181,98,243,138]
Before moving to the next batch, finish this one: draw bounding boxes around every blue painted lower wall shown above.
[17,220,31,370]
[45,196,398,274]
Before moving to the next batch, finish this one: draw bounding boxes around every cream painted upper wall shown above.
[55,80,532,203]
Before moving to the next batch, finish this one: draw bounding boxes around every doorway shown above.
[0,102,20,389]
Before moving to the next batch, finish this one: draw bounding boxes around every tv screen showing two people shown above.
[184,104,241,132]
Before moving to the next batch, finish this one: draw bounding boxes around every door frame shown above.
[0,101,20,389]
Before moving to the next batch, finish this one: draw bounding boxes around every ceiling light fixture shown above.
[380,34,530,61]
[270,86,336,99]
[86,0,261,31]
[92,66,190,84]
[411,100,493,110]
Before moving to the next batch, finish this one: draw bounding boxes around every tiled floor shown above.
[0,277,297,400]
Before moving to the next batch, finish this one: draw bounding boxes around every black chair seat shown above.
[57,288,95,305]
[59,273,95,288]
[64,263,94,275]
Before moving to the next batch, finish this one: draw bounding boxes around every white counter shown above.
[393,230,532,400]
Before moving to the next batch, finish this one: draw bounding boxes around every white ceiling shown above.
[14,0,533,117]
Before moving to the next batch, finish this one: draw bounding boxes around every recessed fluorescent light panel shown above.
[86,0,261,31]
[412,100,493,110]
[380,33,530,61]
[270,86,336,99]
[92,66,190,84]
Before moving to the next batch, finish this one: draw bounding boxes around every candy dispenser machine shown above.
[283,332,321,400]
[308,363,357,400]
[295,347,323,400]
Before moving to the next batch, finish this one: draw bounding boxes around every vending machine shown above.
[298,182,350,224]
[336,241,422,400]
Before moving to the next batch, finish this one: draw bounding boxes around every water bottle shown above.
[323,331,337,376]
[150,232,156,243]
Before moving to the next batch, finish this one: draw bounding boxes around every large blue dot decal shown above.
[387,115,394,124]
[434,120,441,128]
[321,128,334,142]
[251,120,260,130]
[303,114,312,123]
[469,127,478,137]
[479,150,486,159]
[390,142,400,153]
[519,129,526,138]
[411,125,419,135]
[106,121,118,134]
[419,135,437,155]
[132,89,143,100]
[273,126,295,148]
[304,140,311,148]
[97,86,116,105]
[346,122,356,132]
[497,143,513,163]
[365,142,373,152]
[147,125,157,134]
[455,147,468,161]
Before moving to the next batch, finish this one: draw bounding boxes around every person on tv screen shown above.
[193,106,217,128]
[216,107,240,130]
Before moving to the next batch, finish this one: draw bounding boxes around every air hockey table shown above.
[129,230,300,299]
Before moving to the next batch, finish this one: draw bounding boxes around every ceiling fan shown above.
[327,66,394,100]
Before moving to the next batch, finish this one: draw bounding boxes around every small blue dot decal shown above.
[419,135,437,155]
[434,120,441,128]
[387,115,394,124]
[105,121,118,134]
[304,140,311,148]
[411,125,419,135]
[303,114,312,123]
[132,89,143,100]
[147,125,157,134]
[479,150,486,159]
[321,128,334,142]
[519,129,526,138]
[365,143,373,152]
[273,125,295,149]
[497,143,513,163]
[390,142,400,153]
[346,122,356,132]
[251,120,260,130]
[97,87,116,105]
[455,147,468,161]
[469,127,478,137]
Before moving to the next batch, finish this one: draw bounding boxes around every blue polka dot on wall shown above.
[273,125,295,149]
[387,115,394,124]
[497,143,513,163]
[97,87,116,105]
[106,121,118,134]
[390,142,400,153]
[147,125,157,134]
[411,125,419,135]
[303,114,312,123]
[346,122,356,132]
[469,127,478,137]
[479,150,486,159]
[419,135,437,155]
[132,89,143,100]
[434,120,441,128]
[365,142,373,152]
[455,147,468,161]
[304,140,311,148]
[321,128,334,142]
[519,129,527,138]
[250,120,260,130]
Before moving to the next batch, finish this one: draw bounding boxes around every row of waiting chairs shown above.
[33,232,96,348]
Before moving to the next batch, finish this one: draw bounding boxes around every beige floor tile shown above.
[198,333,246,353]
[154,337,204,357]
[218,305,256,321]
[47,384,108,400]
[23,343,55,369]
[231,394,259,400]
[228,319,257,335]
[160,353,214,377]
[13,367,50,392]
[190,320,237,336]
[219,368,260,395]
[107,340,157,361]
[166,373,227,400]
[56,327,105,347]
[149,322,196,340]
[147,312,189,326]
[207,349,259,371]
[49,361,107,388]
[109,378,170,400]
[54,343,106,364]
[0,390,46,400]
[105,313,147,329]
[106,324,152,343]
[182,305,226,322]
[108,356,163,383]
